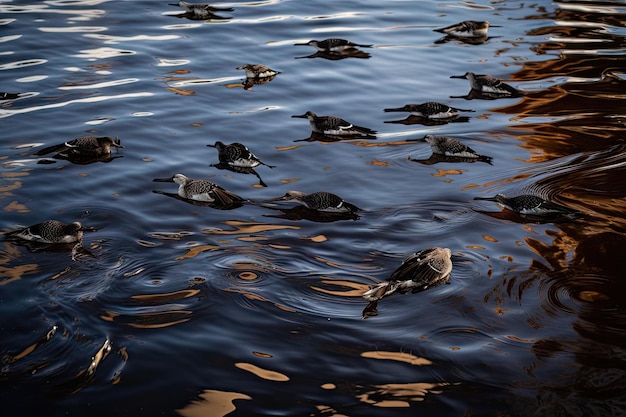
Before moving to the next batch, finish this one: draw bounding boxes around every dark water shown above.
[1,0,626,415]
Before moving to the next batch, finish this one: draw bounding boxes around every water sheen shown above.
[1,0,626,416]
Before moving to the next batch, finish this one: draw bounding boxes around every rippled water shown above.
[1,0,626,416]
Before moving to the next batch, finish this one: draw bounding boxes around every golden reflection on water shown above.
[176,389,251,417]
[361,350,433,366]
[311,279,370,297]
[235,362,290,382]
[100,310,193,329]
[202,220,299,236]
[357,382,453,408]
[175,244,219,260]
[223,288,297,312]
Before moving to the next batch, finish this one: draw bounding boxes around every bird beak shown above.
[79,225,98,232]
[291,113,307,118]
[206,144,216,148]
[473,196,498,202]
[383,107,404,112]
[489,25,502,27]
[450,74,468,79]
[153,177,175,183]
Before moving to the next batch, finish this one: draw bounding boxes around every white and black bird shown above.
[384,102,473,119]
[474,193,579,217]
[434,20,498,38]
[35,136,122,157]
[271,191,360,214]
[5,220,87,244]
[450,72,520,97]
[153,173,243,205]
[292,111,377,137]
[414,134,493,163]
[363,247,453,302]
[236,64,280,79]
[169,1,233,19]
[208,141,275,169]
[295,38,372,53]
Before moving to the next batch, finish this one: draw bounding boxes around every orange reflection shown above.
[235,362,289,382]
[357,382,453,407]
[176,389,251,417]
[202,220,299,235]
[100,310,192,328]
[361,351,433,366]
[175,244,219,260]
[224,288,297,312]
[432,168,466,177]
[311,279,370,297]
[0,241,39,285]
[131,289,200,303]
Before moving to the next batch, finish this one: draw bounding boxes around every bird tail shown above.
[362,281,397,301]
[34,143,67,156]
[342,201,361,213]
[213,188,244,206]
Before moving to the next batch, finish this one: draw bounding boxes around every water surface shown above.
[1,0,626,416]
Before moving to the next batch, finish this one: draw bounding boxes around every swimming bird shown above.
[169,1,233,19]
[271,191,360,213]
[413,134,493,163]
[473,193,579,217]
[35,136,122,157]
[450,72,520,97]
[208,141,275,169]
[362,247,453,302]
[294,38,372,53]
[434,20,498,38]
[153,173,243,205]
[5,220,87,244]
[0,92,20,100]
[236,64,280,79]
[292,111,377,137]
[384,102,473,119]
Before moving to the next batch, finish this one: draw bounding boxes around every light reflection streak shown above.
[235,362,290,381]
[361,350,433,366]
[169,77,240,87]
[357,382,454,407]
[72,47,135,59]
[176,389,251,417]
[0,34,22,43]
[58,78,139,90]
[0,92,154,119]
[39,26,107,32]
[0,5,106,18]
[0,59,48,70]
[83,33,180,44]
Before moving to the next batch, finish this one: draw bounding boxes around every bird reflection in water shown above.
[153,173,245,210]
[473,193,583,224]
[207,141,275,187]
[263,204,360,222]
[241,74,279,90]
[293,131,377,143]
[4,219,97,260]
[168,1,233,20]
[384,114,470,126]
[408,135,493,165]
[294,38,372,60]
[35,135,123,165]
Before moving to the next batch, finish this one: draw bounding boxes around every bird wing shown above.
[388,249,450,291]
